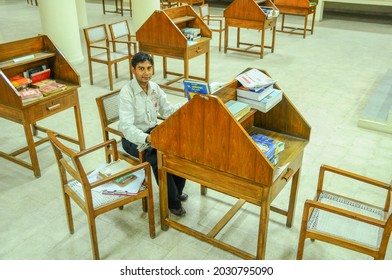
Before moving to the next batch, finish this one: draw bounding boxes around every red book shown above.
[30,69,51,83]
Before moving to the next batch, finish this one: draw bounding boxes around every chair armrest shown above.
[77,139,118,158]
[90,45,110,51]
[105,127,124,137]
[319,164,390,190]
[90,161,151,189]
[304,199,386,228]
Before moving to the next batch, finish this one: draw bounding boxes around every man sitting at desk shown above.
[119,51,188,217]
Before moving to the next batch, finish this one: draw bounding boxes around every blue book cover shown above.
[251,133,277,162]
[183,79,210,101]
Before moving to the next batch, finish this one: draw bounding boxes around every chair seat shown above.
[67,167,145,209]
[92,51,128,62]
[308,192,385,248]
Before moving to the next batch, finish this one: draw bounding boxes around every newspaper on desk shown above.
[235,68,276,91]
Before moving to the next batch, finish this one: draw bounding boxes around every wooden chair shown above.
[274,0,318,38]
[199,3,225,51]
[95,90,145,166]
[108,20,138,59]
[160,1,180,9]
[47,130,155,260]
[297,164,392,260]
[83,24,132,91]
[102,0,132,17]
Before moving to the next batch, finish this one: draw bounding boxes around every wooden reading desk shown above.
[136,5,212,94]
[224,0,278,59]
[0,35,85,177]
[151,69,311,259]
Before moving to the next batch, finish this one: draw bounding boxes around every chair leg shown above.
[114,63,119,79]
[218,31,222,52]
[88,62,93,85]
[147,194,156,239]
[142,197,148,212]
[108,64,113,91]
[63,193,74,234]
[87,215,100,260]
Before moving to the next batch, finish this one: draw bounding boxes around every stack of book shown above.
[235,68,282,113]
[181,27,201,41]
[18,88,43,104]
[237,88,283,113]
[36,81,67,96]
[251,133,285,165]
[225,100,251,121]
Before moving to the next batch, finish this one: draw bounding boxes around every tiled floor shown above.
[0,1,391,260]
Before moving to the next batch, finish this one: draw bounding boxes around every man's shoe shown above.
[177,193,188,201]
[169,206,186,217]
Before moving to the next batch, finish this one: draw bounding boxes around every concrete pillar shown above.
[132,0,160,32]
[38,0,84,64]
[75,0,88,28]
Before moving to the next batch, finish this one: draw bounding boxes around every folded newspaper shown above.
[235,68,276,91]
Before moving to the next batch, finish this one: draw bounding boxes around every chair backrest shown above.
[199,4,209,20]
[109,20,131,41]
[84,24,108,45]
[96,89,121,131]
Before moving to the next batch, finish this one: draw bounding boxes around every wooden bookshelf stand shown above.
[0,35,85,177]
[136,5,212,94]
[224,0,278,59]
[151,69,311,259]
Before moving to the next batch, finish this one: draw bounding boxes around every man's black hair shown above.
[131,51,154,68]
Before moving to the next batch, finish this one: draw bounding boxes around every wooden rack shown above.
[136,5,212,94]
[0,35,85,177]
[224,0,278,58]
[151,69,311,259]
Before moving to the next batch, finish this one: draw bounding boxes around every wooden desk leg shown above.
[303,15,308,39]
[224,23,228,53]
[163,56,167,79]
[23,121,40,177]
[236,28,240,48]
[271,26,276,53]
[184,54,189,80]
[260,28,265,59]
[286,168,301,227]
[205,50,209,82]
[102,0,106,14]
[157,151,169,231]
[281,14,285,31]
[73,103,86,150]
[311,11,316,35]
[256,199,270,260]
[120,0,123,17]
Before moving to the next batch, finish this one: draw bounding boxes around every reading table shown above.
[0,35,85,177]
[151,70,311,259]
[224,0,278,59]
[136,5,212,94]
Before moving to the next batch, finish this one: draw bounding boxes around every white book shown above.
[235,68,275,90]
[236,84,274,101]
[237,89,282,113]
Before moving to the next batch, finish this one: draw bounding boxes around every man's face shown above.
[132,60,153,85]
